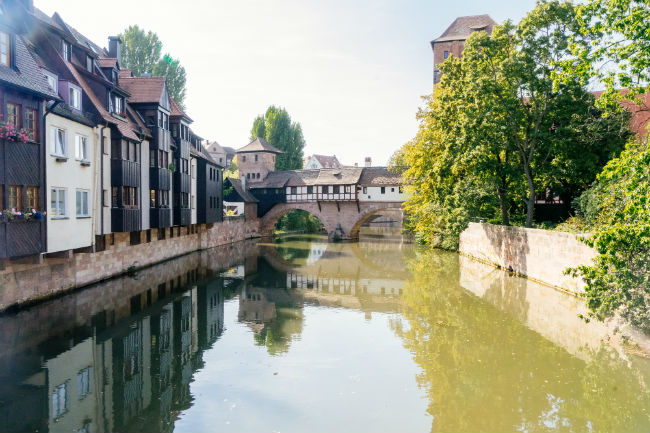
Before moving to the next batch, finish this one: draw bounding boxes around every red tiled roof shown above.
[310,154,342,168]
[237,137,283,154]
[97,58,118,68]
[591,90,650,137]
[119,76,166,104]
[432,14,496,43]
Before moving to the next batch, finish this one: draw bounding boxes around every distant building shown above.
[431,14,496,84]
[235,137,283,184]
[304,154,342,169]
[204,140,228,167]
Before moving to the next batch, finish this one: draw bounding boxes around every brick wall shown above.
[0,218,260,311]
[459,222,597,293]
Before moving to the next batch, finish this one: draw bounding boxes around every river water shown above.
[0,229,647,433]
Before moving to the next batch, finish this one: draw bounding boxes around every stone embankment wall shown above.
[459,222,597,294]
[0,216,260,311]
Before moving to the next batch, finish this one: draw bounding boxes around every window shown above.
[399,186,403,193]
[113,95,123,115]
[150,189,156,207]
[307,186,313,194]
[322,185,329,194]
[69,86,82,110]
[391,187,395,192]
[242,155,246,162]
[0,30,9,67]
[8,185,22,211]
[52,382,68,419]
[246,173,250,179]
[345,185,352,193]
[25,108,37,141]
[62,40,70,61]
[444,50,449,59]
[43,70,58,92]
[333,185,340,194]
[86,55,92,72]
[75,135,88,160]
[158,190,169,207]
[291,186,297,195]
[6,102,20,128]
[77,367,91,399]
[363,187,367,194]
[181,193,189,208]
[51,188,67,217]
[76,189,89,217]
[50,127,66,156]
[123,186,138,207]
[111,186,118,207]
[255,154,258,162]
[26,186,38,209]
[381,186,386,194]
[256,173,260,179]
[150,149,156,167]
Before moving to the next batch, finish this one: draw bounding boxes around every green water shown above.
[0,230,647,433]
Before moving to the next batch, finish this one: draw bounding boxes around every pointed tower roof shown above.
[236,137,283,154]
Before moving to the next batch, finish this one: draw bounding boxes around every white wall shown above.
[304,157,322,169]
[46,114,95,252]
[95,127,111,235]
[358,185,406,202]
[224,201,244,215]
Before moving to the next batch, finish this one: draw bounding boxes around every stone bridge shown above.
[259,201,404,241]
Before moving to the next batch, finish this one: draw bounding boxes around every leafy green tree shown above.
[250,106,305,170]
[571,135,650,333]
[153,54,187,110]
[119,25,161,76]
[397,0,629,248]
[119,26,187,109]
[556,0,650,108]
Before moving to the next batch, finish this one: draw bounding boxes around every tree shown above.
[556,0,650,108]
[397,0,629,248]
[250,106,305,170]
[119,26,188,109]
[119,25,161,76]
[571,135,650,333]
[153,54,187,110]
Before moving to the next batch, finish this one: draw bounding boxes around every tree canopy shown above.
[250,106,305,170]
[393,0,629,248]
[119,25,188,109]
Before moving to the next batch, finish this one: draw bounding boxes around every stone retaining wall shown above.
[0,217,260,311]
[459,222,597,293]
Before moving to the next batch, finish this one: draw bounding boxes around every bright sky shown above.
[35,0,537,166]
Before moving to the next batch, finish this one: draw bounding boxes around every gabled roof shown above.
[250,167,363,189]
[119,75,169,107]
[358,167,403,186]
[190,145,223,167]
[308,154,342,168]
[0,35,61,100]
[237,137,283,154]
[224,178,258,203]
[249,171,294,189]
[170,97,192,122]
[222,146,236,156]
[432,14,496,43]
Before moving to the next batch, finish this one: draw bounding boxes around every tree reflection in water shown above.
[391,248,650,433]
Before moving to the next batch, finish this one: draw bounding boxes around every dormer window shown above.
[62,40,71,62]
[69,85,82,110]
[43,70,57,92]
[114,95,123,114]
[0,30,10,67]
[86,55,92,72]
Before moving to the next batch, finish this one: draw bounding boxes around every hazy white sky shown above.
[35,0,537,166]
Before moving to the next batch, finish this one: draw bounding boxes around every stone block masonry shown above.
[459,222,597,294]
[0,217,260,311]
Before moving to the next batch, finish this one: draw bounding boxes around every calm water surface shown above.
[0,229,648,433]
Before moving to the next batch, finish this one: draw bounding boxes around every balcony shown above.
[150,208,172,228]
[173,208,191,227]
[0,219,45,258]
[111,208,141,233]
[150,167,171,190]
[111,159,140,187]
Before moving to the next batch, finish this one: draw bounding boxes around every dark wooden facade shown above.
[172,131,191,227]
[196,155,222,224]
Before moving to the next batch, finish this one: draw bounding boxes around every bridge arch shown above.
[260,201,404,241]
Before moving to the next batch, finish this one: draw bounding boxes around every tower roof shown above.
[236,137,283,154]
[432,14,496,43]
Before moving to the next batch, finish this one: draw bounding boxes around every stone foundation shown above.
[459,222,597,294]
[0,216,260,311]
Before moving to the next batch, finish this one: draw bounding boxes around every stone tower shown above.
[236,137,283,185]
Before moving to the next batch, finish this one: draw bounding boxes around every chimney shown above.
[364,157,371,167]
[108,36,122,66]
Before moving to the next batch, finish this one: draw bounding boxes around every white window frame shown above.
[50,127,67,157]
[76,189,89,217]
[43,69,58,93]
[69,85,82,110]
[52,381,68,419]
[75,134,88,161]
[62,40,70,61]
[51,188,67,218]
